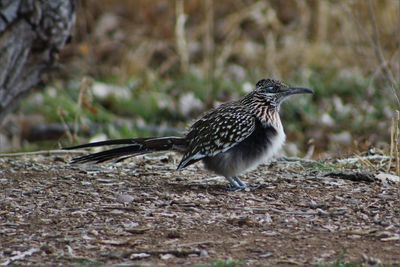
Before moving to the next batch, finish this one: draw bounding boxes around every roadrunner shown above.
[66,78,313,190]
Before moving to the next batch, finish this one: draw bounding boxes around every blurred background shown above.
[1,0,399,159]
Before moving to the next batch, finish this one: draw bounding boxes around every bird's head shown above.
[254,78,313,108]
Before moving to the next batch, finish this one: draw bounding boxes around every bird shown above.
[65,78,313,190]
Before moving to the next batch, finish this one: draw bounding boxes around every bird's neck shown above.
[240,95,282,129]
[254,105,282,130]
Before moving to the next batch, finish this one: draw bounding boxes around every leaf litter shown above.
[0,153,399,266]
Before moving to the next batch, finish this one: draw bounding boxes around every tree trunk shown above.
[0,0,76,124]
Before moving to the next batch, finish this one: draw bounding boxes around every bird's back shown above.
[177,103,256,169]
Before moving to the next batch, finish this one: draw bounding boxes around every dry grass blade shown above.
[74,76,93,141]
[355,153,378,171]
[388,113,395,172]
[57,108,73,143]
[387,110,400,175]
[367,0,397,87]
[175,0,189,73]
[203,0,214,75]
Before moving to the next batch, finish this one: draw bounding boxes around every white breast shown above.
[265,125,285,159]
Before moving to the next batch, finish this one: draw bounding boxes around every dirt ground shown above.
[0,152,399,266]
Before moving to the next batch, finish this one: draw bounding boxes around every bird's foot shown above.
[226,176,248,192]
[227,183,247,192]
[227,184,265,191]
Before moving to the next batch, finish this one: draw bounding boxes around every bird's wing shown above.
[177,106,256,169]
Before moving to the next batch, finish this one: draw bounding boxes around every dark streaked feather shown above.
[66,136,187,164]
[64,138,147,149]
[177,105,255,170]
[71,145,147,164]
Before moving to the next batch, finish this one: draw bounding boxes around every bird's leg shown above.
[232,176,247,189]
[225,176,247,191]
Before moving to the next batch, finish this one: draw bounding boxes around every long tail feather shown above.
[65,136,186,164]
[64,138,147,149]
[70,145,147,164]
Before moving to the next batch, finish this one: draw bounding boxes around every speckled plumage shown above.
[66,78,313,190]
[178,104,256,169]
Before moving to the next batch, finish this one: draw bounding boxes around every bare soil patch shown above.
[0,153,399,266]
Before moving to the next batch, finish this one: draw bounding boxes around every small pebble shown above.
[200,250,209,257]
[117,194,134,204]
[130,253,150,259]
[160,253,175,260]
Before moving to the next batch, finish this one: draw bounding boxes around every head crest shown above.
[256,78,286,90]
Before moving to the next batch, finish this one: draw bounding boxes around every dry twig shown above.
[0,149,86,157]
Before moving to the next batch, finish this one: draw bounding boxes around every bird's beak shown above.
[281,87,314,97]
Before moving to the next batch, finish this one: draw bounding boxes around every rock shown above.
[160,253,175,260]
[199,250,209,257]
[92,82,131,99]
[329,131,352,145]
[319,113,335,127]
[375,173,400,184]
[242,82,253,93]
[116,194,134,204]
[95,13,120,38]
[178,93,203,117]
[130,253,150,259]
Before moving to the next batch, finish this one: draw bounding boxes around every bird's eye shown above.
[267,86,275,92]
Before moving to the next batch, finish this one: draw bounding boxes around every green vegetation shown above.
[316,259,392,267]
[196,259,243,267]
[316,259,363,267]
[17,67,397,157]
[302,161,343,173]
[69,258,104,267]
